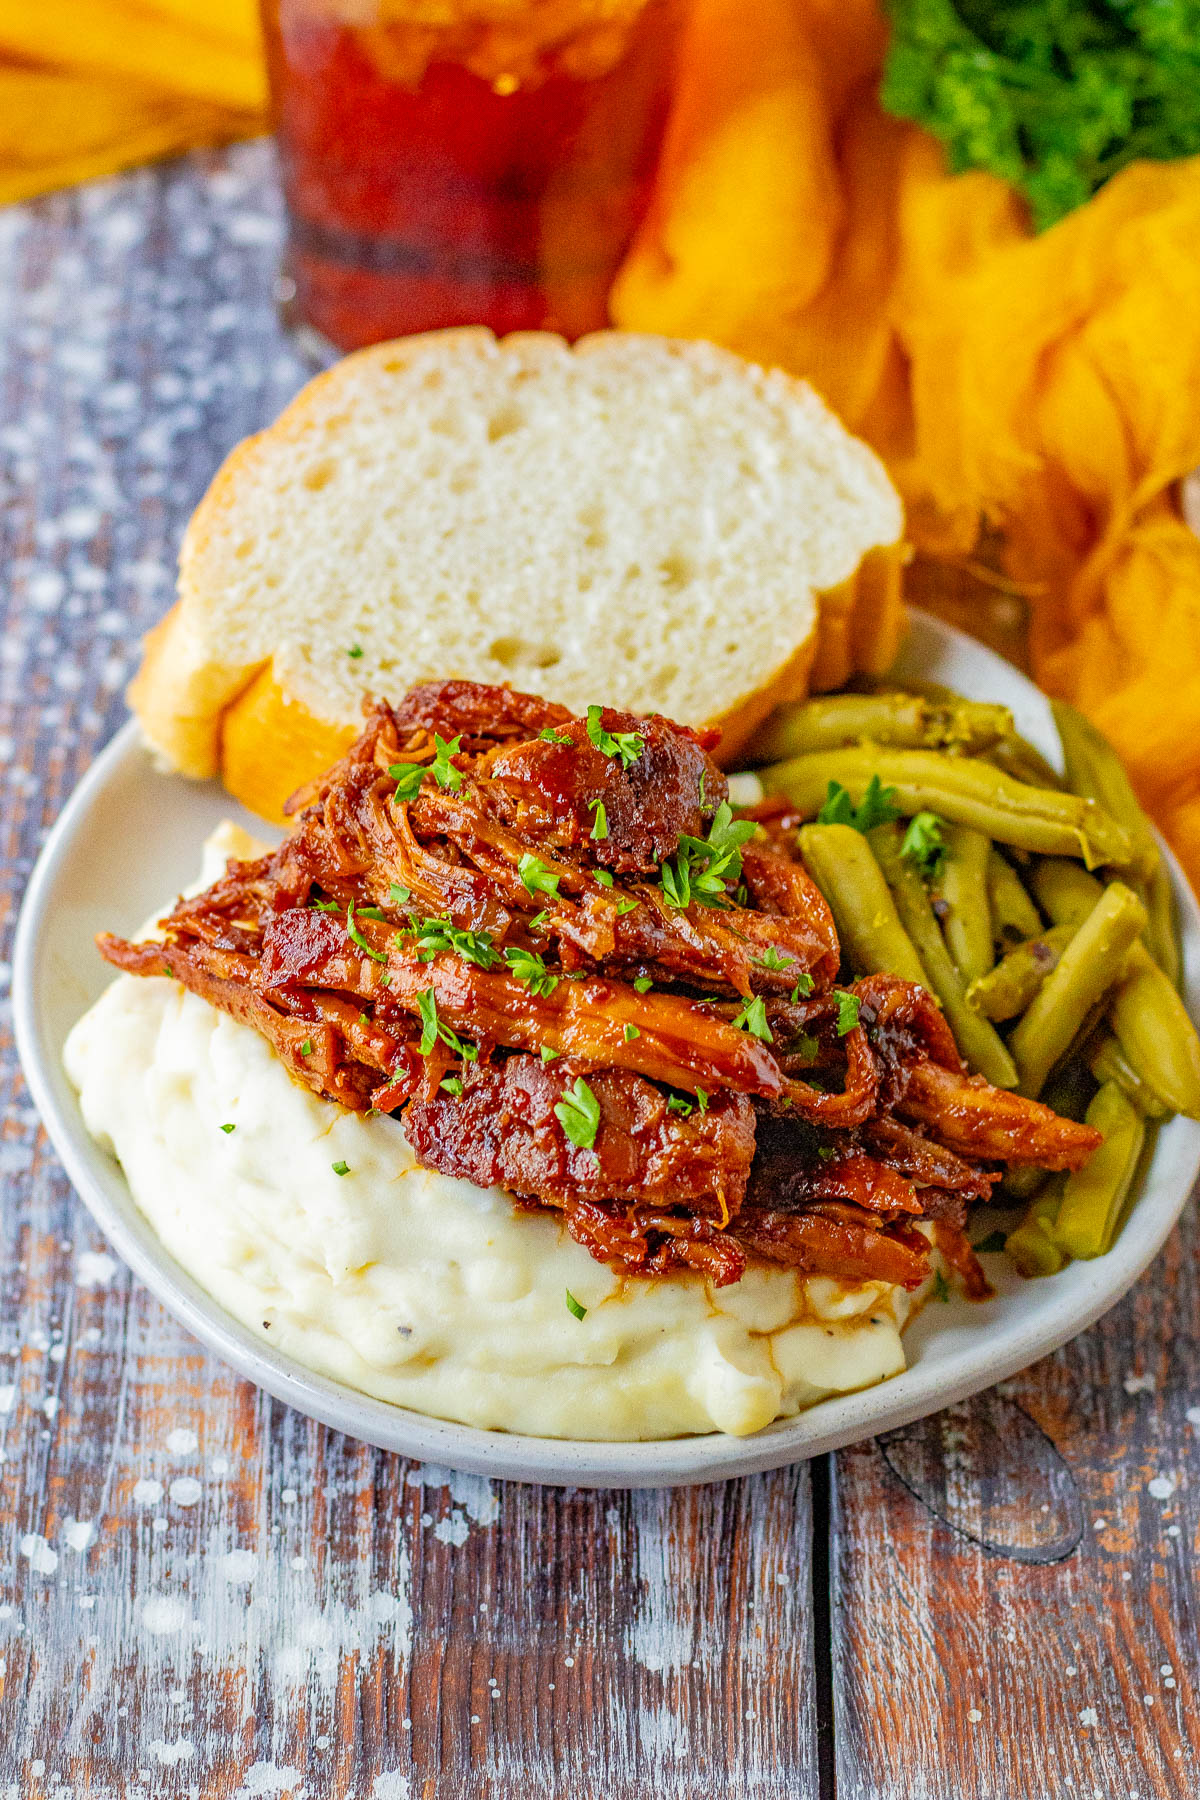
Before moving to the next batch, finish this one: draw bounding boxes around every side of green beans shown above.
[869,823,1019,1088]
[763,745,1136,868]
[1032,859,1200,1117]
[966,922,1075,1020]
[796,825,928,987]
[1006,1180,1068,1278]
[938,824,994,986]
[1088,1033,1170,1120]
[1052,1082,1146,1259]
[1008,882,1147,1098]
[753,691,1014,763]
[986,848,1043,946]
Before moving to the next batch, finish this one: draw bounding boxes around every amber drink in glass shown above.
[261,0,685,351]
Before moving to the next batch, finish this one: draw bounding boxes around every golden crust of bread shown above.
[219,666,359,824]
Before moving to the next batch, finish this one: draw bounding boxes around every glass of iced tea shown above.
[261,0,687,353]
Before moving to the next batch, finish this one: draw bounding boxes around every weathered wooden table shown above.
[0,142,1196,1800]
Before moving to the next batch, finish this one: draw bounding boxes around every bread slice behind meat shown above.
[130,328,904,819]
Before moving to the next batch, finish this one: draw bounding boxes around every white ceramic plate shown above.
[14,613,1200,1487]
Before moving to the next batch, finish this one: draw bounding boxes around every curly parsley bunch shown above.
[882,0,1200,229]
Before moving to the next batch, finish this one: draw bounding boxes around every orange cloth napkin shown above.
[5,0,1199,887]
[0,0,265,206]
[613,0,1200,888]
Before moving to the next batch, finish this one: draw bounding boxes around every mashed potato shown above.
[63,829,920,1441]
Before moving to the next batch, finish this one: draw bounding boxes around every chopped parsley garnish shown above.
[440,1076,464,1097]
[163,963,173,977]
[414,987,478,1061]
[975,1230,1008,1254]
[817,1146,837,1162]
[695,1087,709,1112]
[593,869,614,887]
[791,1032,820,1065]
[565,1289,587,1321]
[332,1160,350,1177]
[527,909,549,932]
[660,802,757,910]
[219,1123,235,1134]
[347,900,388,963]
[505,945,559,997]
[754,946,797,972]
[835,991,861,1035]
[931,1268,951,1303]
[388,760,427,802]
[389,883,411,906]
[554,1077,601,1149]
[633,976,653,994]
[347,645,363,659]
[623,1023,640,1042]
[901,810,949,880]
[667,1093,694,1117]
[588,798,608,841]
[615,897,638,916]
[356,905,385,920]
[518,853,562,899]
[400,914,499,969]
[539,726,573,745]
[299,1039,313,1057]
[789,973,815,1001]
[731,994,773,1042]
[816,775,902,833]
[311,897,341,912]
[882,0,1200,232]
[585,705,644,769]
[540,1045,560,1063]
[429,732,464,791]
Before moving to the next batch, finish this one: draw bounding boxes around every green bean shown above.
[938,825,994,986]
[1052,1082,1146,1259]
[1036,826,1180,988]
[1029,856,1103,929]
[1051,699,1159,883]
[753,691,1014,762]
[1144,858,1181,988]
[1006,1180,1068,1278]
[1088,1034,1170,1120]
[1109,947,1200,1119]
[869,823,1018,1088]
[988,734,1067,792]
[1033,860,1200,1116]
[966,923,1075,1021]
[796,825,928,986]
[986,848,1043,946]
[1009,882,1147,1098]
[999,1164,1048,1204]
[762,746,1135,868]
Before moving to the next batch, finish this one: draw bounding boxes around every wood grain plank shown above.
[831,1201,1200,1800]
[0,142,820,1799]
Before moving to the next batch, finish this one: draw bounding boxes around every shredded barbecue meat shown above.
[98,682,1101,1296]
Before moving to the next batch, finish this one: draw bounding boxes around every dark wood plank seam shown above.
[810,1453,837,1800]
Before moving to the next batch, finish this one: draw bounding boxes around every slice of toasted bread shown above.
[130,328,904,820]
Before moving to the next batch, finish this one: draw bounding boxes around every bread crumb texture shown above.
[134,329,903,797]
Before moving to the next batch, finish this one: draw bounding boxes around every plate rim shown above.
[14,611,1200,1487]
